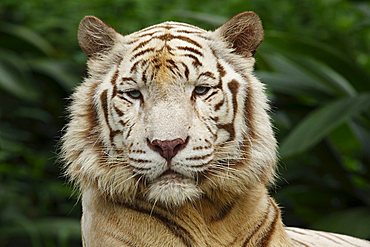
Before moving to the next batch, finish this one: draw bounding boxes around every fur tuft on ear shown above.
[78,16,118,57]
[216,11,264,57]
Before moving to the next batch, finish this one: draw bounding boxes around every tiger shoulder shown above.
[61,11,370,247]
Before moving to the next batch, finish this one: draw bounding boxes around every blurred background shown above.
[1,0,370,246]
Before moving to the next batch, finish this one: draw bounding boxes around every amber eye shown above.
[126,90,142,99]
[194,86,210,96]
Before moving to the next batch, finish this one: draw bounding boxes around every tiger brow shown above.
[197,71,216,80]
[121,77,138,84]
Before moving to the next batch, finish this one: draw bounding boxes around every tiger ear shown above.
[78,16,119,57]
[215,11,264,57]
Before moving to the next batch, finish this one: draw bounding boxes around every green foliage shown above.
[313,207,370,239]
[279,94,370,157]
[1,0,369,246]
[0,19,81,247]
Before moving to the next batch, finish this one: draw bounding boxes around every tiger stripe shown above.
[131,47,156,61]
[183,53,203,67]
[244,82,256,140]
[111,69,119,97]
[101,230,137,247]
[129,60,140,73]
[141,67,148,84]
[240,199,272,246]
[215,79,240,141]
[176,29,202,34]
[129,149,146,154]
[214,99,224,111]
[116,93,133,104]
[185,152,213,161]
[100,90,110,127]
[113,105,124,116]
[100,89,121,144]
[209,197,238,222]
[121,201,195,247]
[128,157,152,164]
[125,123,134,140]
[158,34,202,48]
[198,71,216,80]
[181,62,190,80]
[204,90,218,101]
[177,46,204,57]
[216,61,226,77]
[257,199,279,246]
[132,39,152,52]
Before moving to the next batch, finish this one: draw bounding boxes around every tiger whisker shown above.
[133,174,143,198]
[202,173,217,187]
[150,196,159,217]
[207,170,237,181]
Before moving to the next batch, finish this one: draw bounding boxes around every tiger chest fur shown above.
[61,11,370,247]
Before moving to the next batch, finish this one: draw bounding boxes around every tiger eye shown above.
[194,86,210,96]
[126,90,142,99]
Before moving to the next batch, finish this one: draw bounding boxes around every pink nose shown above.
[148,138,188,161]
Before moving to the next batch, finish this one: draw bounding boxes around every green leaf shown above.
[257,71,330,98]
[262,31,370,92]
[0,23,56,56]
[312,207,370,239]
[0,62,39,102]
[29,59,79,90]
[175,11,226,25]
[34,218,81,239]
[259,53,335,95]
[0,218,81,246]
[0,49,30,74]
[286,56,356,97]
[280,94,370,158]
[350,121,370,159]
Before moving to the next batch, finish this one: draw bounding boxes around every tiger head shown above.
[62,12,277,207]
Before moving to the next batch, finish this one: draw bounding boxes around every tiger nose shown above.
[148,137,189,161]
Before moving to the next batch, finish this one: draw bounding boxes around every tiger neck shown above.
[154,183,289,246]
[178,184,289,246]
[85,184,291,246]
[196,184,268,223]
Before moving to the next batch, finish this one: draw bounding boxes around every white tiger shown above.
[61,11,370,246]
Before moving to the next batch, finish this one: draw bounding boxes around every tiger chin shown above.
[61,11,370,247]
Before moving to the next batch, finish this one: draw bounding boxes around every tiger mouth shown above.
[159,169,186,180]
[153,168,196,184]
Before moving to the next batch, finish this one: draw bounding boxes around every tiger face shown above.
[62,12,277,207]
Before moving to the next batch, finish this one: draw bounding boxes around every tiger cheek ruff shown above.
[61,11,370,247]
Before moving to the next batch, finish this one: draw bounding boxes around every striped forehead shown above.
[130,21,206,39]
[125,22,210,85]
